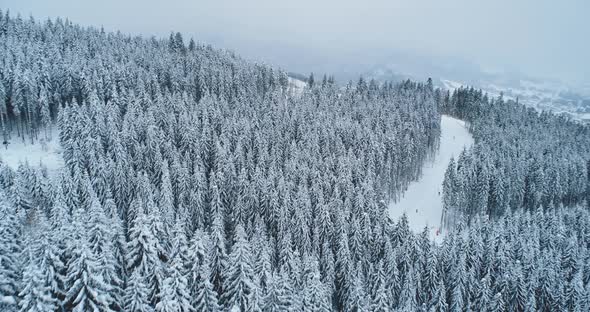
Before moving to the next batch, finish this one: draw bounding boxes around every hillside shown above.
[440,78,590,123]
[388,115,473,242]
[0,11,589,312]
[365,58,590,123]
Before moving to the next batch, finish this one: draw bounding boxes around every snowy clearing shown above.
[0,129,64,175]
[288,77,307,97]
[388,115,473,242]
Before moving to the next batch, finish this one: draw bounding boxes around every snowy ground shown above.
[288,77,307,97]
[0,129,64,175]
[388,115,473,242]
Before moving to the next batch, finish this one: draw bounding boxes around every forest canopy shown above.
[0,10,589,312]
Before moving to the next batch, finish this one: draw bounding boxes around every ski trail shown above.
[388,115,473,242]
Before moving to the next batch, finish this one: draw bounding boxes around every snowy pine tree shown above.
[221,224,255,311]
[0,199,22,311]
[18,251,56,312]
[124,270,154,312]
[64,211,113,312]
[155,252,192,312]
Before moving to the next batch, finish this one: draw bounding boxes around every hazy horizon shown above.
[4,0,589,85]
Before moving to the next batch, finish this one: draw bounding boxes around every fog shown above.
[5,0,589,84]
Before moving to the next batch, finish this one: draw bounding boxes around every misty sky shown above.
[4,0,589,83]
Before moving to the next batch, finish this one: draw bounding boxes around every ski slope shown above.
[388,115,473,241]
[0,129,64,175]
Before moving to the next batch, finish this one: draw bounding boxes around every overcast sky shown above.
[4,0,589,84]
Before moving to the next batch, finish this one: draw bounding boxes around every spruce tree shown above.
[369,261,389,312]
[301,257,331,312]
[263,272,291,312]
[18,251,56,312]
[209,209,226,297]
[221,224,255,311]
[155,252,192,312]
[345,267,368,312]
[64,212,113,312]
[87,188,121,310]
[188,229,210,297]
[126,198,158,276]
[124,270,154,312]
[194,259,221,312]
[0,200,22,311]
[36,215,66,311]
[489,292,505,312]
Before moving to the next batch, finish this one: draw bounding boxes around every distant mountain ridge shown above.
[366,62,590,123]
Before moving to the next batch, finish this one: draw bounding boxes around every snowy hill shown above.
[441,78,590,123]
[388,115,473,242]
[362,56,590,123]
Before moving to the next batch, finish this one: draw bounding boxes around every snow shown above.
[441,79,464,92]
[230,306,240,312]
[287,77,306,97]
[441,78,590,121]
[0,129,64,175]
[0,295,16,305]
[388,115,473,242]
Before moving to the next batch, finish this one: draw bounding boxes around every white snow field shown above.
[388,115,473,242]
[0,129,64,175]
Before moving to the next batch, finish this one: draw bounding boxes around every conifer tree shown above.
[104,192,127,304]
[222,224,255,311]
[18,250,57,312]
[209,209,226,297]
[489,292,505,312]
[64,211,113,312]
[345,267,369,312]
[335,230,352,309]
[432,278,448,312]
[34,215,66,311]
[0,200,22,311]
[87,188,121,310]
[124,270,154,312]
[194,257,221,312]
[126,198,158,276]
[369,261,390,312]
[398,267,417,311]
[301,257,331,312]
[155,252,192,312]
[263,272,291,312]
[187,229,210,296]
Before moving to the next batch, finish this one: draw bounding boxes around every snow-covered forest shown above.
[440,88,590,226]
[0,11,589,312]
